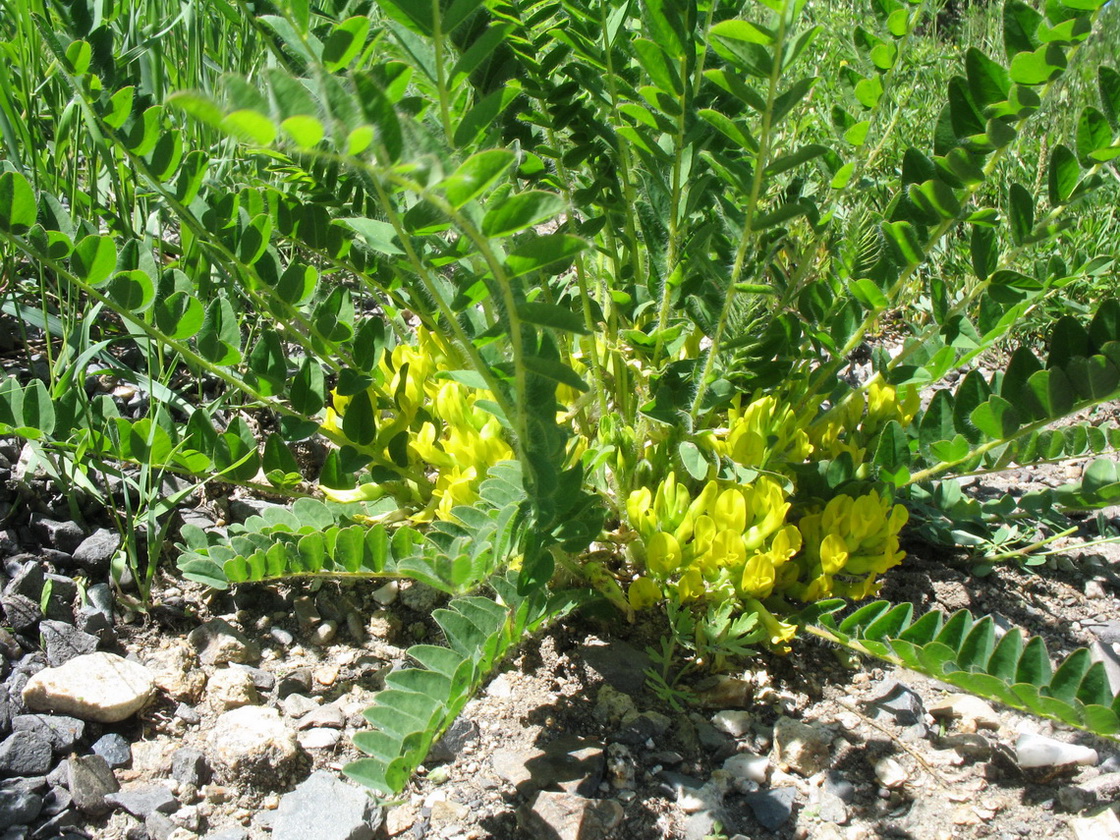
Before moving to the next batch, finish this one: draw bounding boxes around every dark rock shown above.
[0,688,10,736]
[38,623,99,668]
[579,640,651,695]
[272,770,381,840]
[277,669,313,699]
[823,772,856,804]
[427,718,478,764]
[71,530,119,576]
[28,807,83,837]
[867,679,926,727]
[0,532,17,559]
[68,754,119,816]
[170,748,209,787]
[743,786,797,830]
[690,714,734,759]
[37,550,74,573]
[79,584,113,625]
[40,577,75,624]
[0,790,42,829]
[30,519,84,556]
[91,734,131,768]
[228,664,275,692]
[0,732,52,776]
[615,711,672,746]
[0,597,40,635]
[39,787,70,818]
[104,784,178,818]
[3,564,42,602]
[0,633,20,661]
[11,715,85,753]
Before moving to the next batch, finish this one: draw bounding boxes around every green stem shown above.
[689,4,790,422]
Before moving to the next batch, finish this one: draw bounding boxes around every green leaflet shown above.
[802,601,1120,741]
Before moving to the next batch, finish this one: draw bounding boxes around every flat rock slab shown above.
[272,770,381,840]
[68,754,120,816]
[104,784,178,819]
[518,791,623,840]
[21,652,155,723]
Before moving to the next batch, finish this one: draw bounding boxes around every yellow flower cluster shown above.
[808,379,919,462]
[790,490,908,601]
[711,394,812,470]
[321,328,513,520]
[626,473,803,647]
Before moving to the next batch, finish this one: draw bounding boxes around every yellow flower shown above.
[628,577,662,610]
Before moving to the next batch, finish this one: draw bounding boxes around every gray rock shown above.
[187,618,260,666]
[297,728,340,750]
[272,770,381,840]
[32,519,85,555]
[67,754,119,816]
[743,786,796,830]
[174,703,201,725]
[867,679,926,726]
[92,733,132,768]
[171,748,209,787]
[145,810,177,840]
[104,783,178,818]
[682,810,719,840]
[205,830,249,840]
[11,715,85,753]
[518,790,623,840]
[0,732,51,776]
[0,790,41,829]
[71,530,120,575]
[38,622,98,668]
[1085,619,1120,645]
[21,652,154,723]
[492,737,604,797]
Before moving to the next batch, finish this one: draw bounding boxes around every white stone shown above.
[1015,732,1099,769]
[712,710,753,738]
[873,756,908,789]
[208,706,301,786]
[22,652,154,723]
[772,716,831,777]
[1071,808,1120,840]
[928,694,1001,731]
[206,667,259,711]
[146,639,207,703]
[723,752,770,784]
[298,728,341,750]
